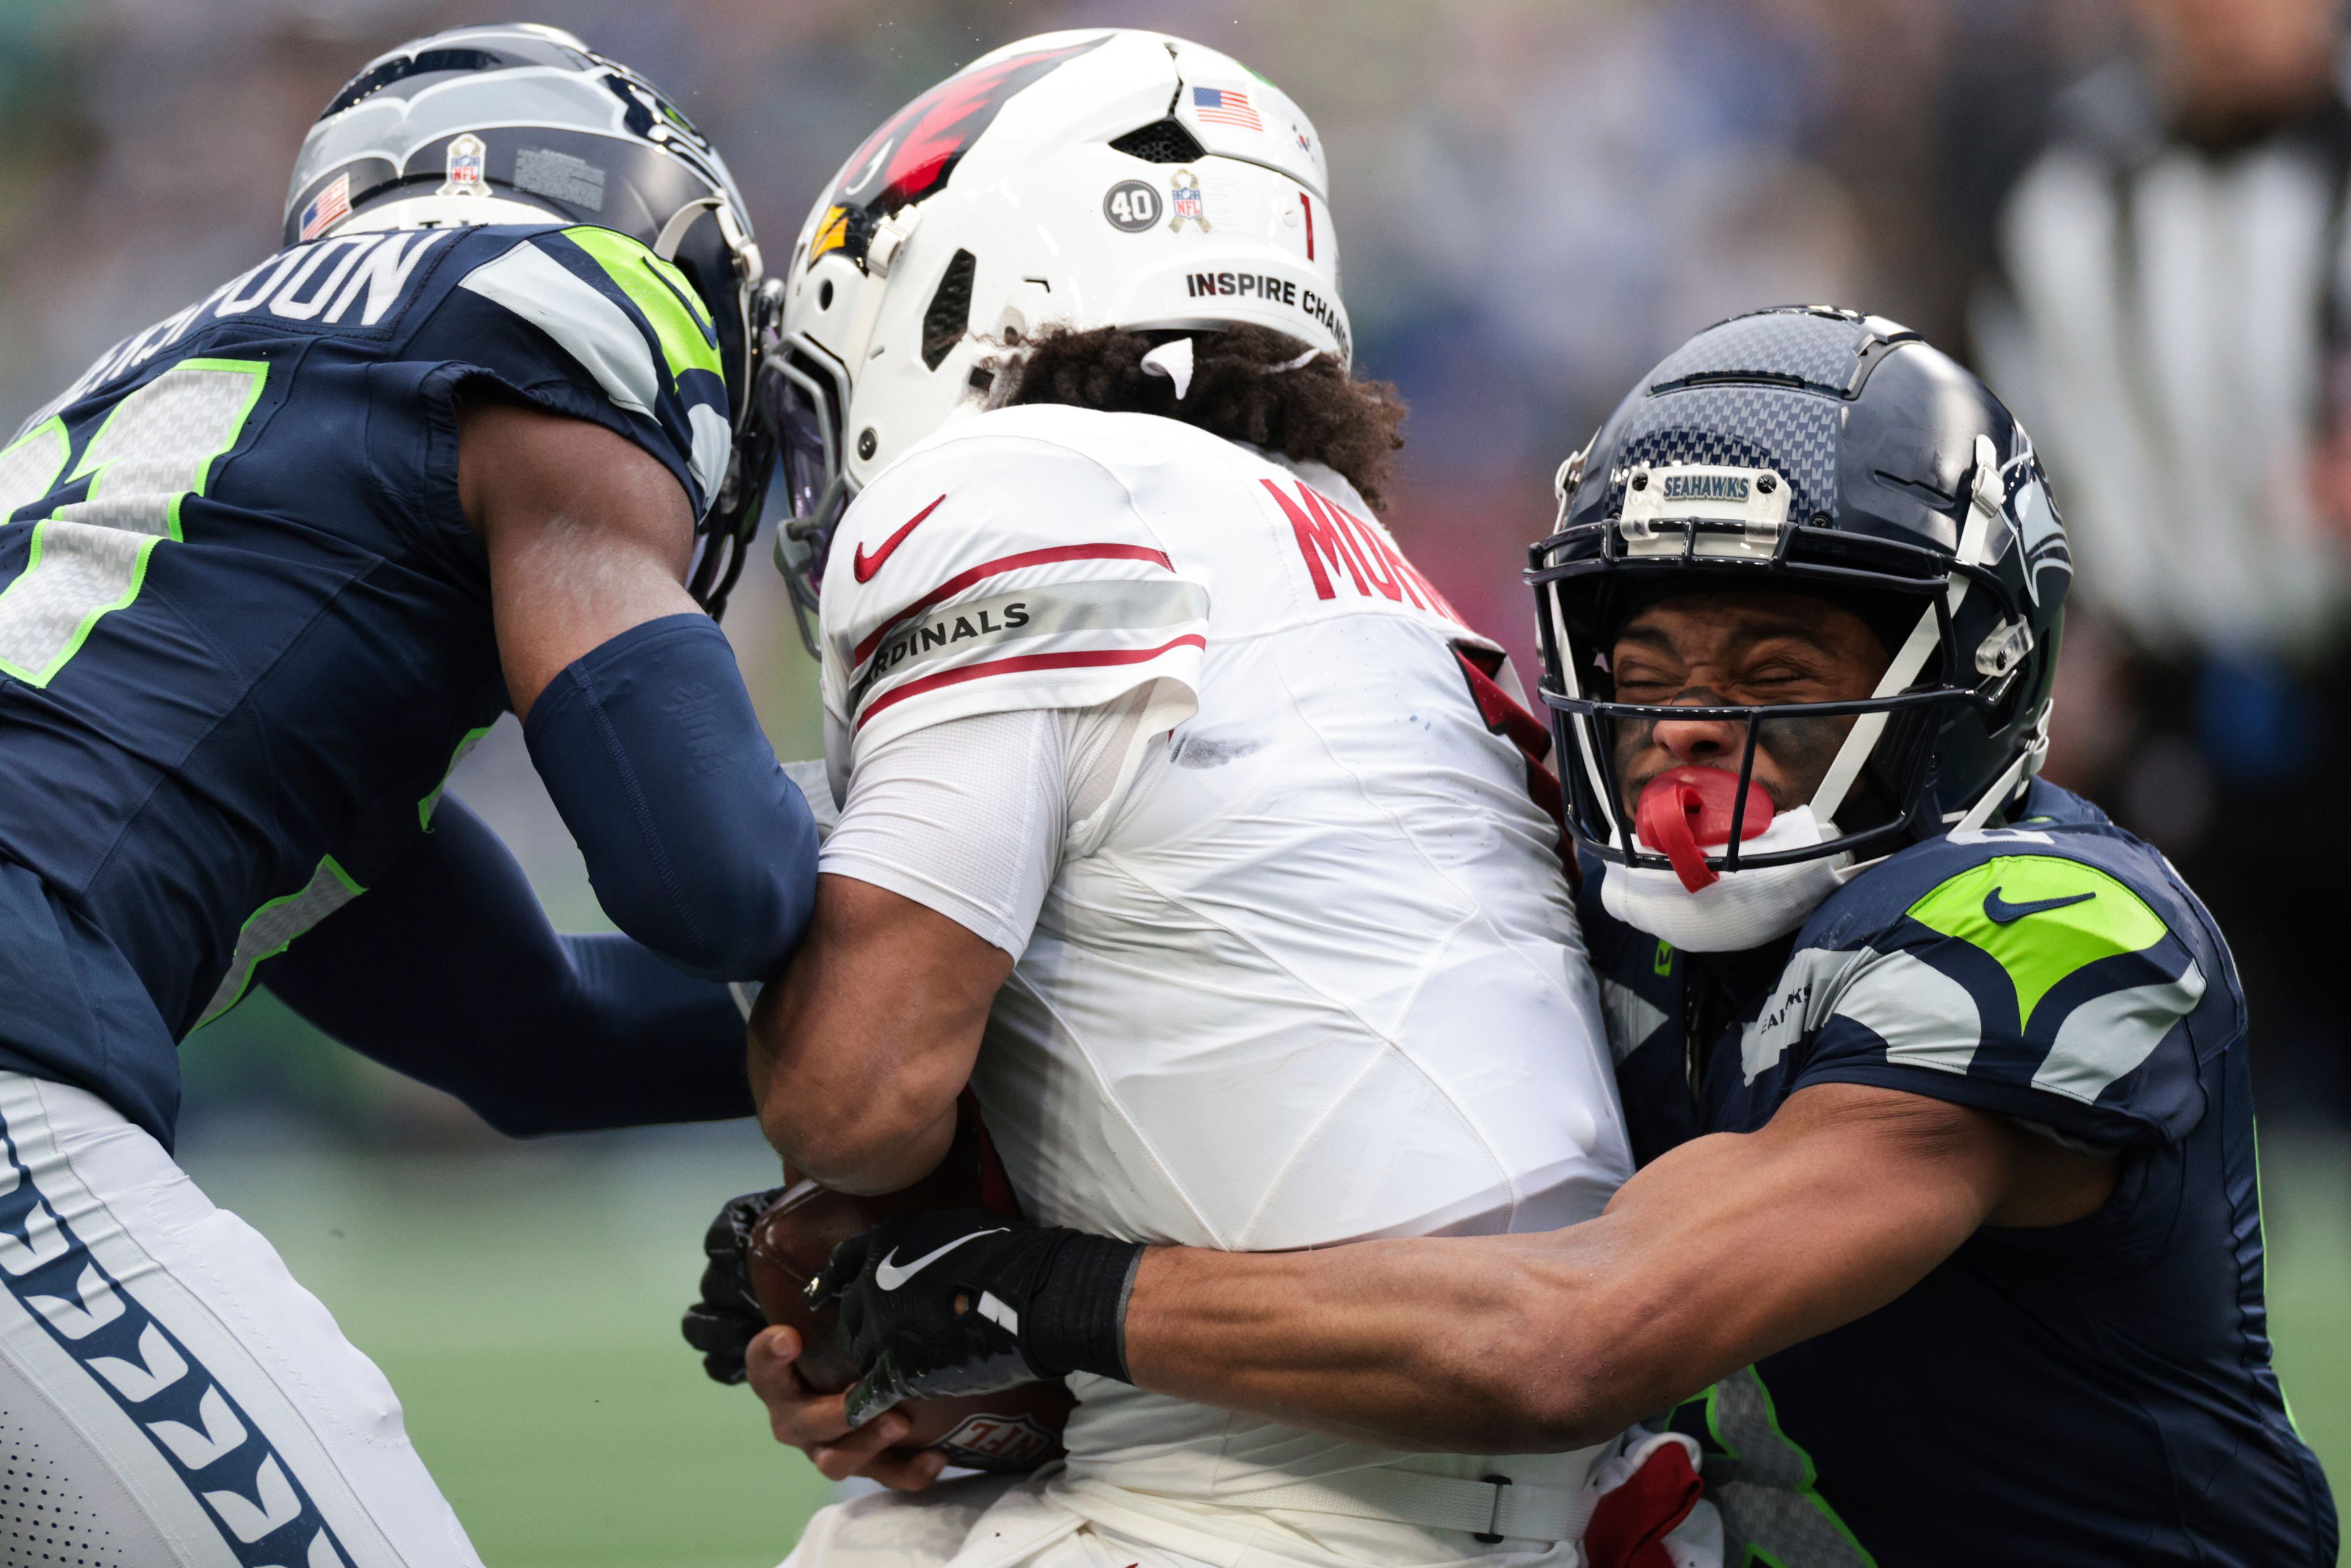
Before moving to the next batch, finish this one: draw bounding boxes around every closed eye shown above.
[1610,659,1681,697]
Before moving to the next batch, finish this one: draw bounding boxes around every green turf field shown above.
[181,1123,834,1568]
[2268,1134,2351,1566]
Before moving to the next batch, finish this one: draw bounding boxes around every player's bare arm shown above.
[748,1080,2106,1463]
[748,875,1010,1193]
[449,380,815,988]
[1111,1081,2113,1452]
[755,576,2099,1470]
[457,394,702,718]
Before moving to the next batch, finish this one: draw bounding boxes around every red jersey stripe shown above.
[855,634,1208,729]
[851,542,1174,666]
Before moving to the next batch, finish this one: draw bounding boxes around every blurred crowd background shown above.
[3,1,2349,1563]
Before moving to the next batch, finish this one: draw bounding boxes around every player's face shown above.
[1608,591,1890,814]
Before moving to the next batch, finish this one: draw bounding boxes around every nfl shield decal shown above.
[1168,170,1210,233]
[438,132,486,198]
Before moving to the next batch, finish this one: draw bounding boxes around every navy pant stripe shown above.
[0,1099,351,1567]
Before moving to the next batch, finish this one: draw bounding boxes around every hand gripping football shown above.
[748,1109,1074,1473]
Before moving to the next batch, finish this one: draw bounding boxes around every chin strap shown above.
[653,196,721,261]
[1949,700,2052,837]
[1810,606,1937,825]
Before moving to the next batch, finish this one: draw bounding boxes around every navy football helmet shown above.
[1529,306,2072,884]
[285,23,777,615]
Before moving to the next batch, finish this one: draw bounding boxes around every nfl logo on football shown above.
[937,1412,1056,1471]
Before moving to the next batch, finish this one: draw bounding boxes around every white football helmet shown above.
[763,28,1348,648]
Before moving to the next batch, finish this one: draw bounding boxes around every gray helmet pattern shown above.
[286,23,761,416]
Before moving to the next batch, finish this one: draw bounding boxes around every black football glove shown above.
[680,1185,788,1384]
[808,1209,1144,1429]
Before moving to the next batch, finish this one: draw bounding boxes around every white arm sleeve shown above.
[817,686,1163,958]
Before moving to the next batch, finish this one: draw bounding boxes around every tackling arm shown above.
[459,396,701,718]
[1119,1083,2113,1452]
[261,795,752,1136]
[459,396,817,981]
[781,1082,2118,1461]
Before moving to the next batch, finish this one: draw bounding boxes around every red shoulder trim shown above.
[852,543,1173,667]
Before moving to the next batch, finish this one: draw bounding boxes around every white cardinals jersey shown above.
[817,404,1630,1522]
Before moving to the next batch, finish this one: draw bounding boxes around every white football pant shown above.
[0,1071,482,1567]
[779,1441,1727,1568]
[779,1468,1594,1568]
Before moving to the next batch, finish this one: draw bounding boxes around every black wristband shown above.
[1021,1232,1146,1382]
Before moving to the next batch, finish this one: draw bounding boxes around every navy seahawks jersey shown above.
[1586,781,2337,1566]
[0,222,730,1146]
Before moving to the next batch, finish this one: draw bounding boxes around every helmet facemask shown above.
[761,340,853,655]
[1532,438,2051,950]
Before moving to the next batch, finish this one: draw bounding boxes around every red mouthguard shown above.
[1633,766,1776,893]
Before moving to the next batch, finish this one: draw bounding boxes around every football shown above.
[746,1121,1074,1474]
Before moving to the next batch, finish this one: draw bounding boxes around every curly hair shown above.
[986,324,1407,510]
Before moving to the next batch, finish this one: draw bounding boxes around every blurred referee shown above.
[1975,0,2351,1120]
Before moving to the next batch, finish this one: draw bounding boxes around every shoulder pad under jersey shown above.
[414,224,731,517]
[819,413,1209,761]
[1745,782,2225,1149]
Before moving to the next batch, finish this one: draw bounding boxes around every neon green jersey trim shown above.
[1906,854,2168,1030]
[198,853,365,1027]
[0,358,268,688]
[1692,1368,1880,1567]
[0,417,70,521]
[418,724,496,831]
[2250,1120,2308,1439]
[561,227,720,388]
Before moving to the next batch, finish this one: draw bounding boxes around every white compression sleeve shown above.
[819,691,1163,958]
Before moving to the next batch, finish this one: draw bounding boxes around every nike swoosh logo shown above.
[1982,887,2096,925]
[874,1228,1005,1291]
[852,494,947,583]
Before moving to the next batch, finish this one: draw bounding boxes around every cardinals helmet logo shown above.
[807,36,1109,271]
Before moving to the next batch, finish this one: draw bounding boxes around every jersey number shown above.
[0,359,268,686]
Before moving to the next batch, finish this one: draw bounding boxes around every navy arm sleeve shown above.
[523,613,818,981]
[260,795,754,1136]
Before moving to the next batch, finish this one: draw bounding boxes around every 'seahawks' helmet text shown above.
[763,28,1346,653]
[1529,307,2072,951]
[285,23,772,615]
